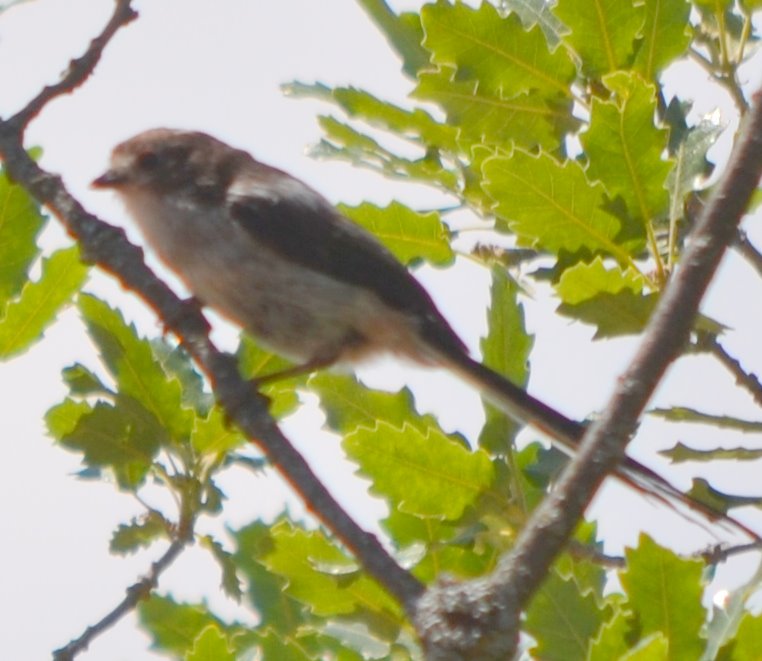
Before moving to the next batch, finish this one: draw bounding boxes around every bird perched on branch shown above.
[93,128,757,539]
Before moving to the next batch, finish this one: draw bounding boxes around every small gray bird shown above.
[92,128,752,535]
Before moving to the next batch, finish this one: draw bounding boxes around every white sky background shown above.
[1,1,762,659]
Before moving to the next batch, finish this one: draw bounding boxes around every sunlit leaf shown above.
[233,522,307,635]
[78,294,194,441]
[588,607,633,661]
[344,421,496,519]
[191,406,245,456]
[555,0,643,76]
[260,521,403,639]
[421,1,575,98]
[483,150,641,264]
[0,247,88,358]
[236,335,300,419]
[414,69,575,150]
[382,510,494,582]
[583,73,671,226]
[632,0,691,79]
[186,626,236,661]
[621,534,705,660]
[0,165,46,301]
[310,372,442,436]
[339,201,454,266]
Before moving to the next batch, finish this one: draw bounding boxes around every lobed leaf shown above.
[61,362,111,396]
[588,607,634,660]
[191,406,245,456]
[355,0,430,78]
[483,150,640,264]
[310,372,444,437]
[285,81,458,151]
[186,626,236,661]
[200,535,244,601]
[621,534,706,660]
[338,201,454,266]
[667,117,723,219]
[718,613,762,661]
[479,267,532,453]
[110,512,170,554]
[255,631,314,661]
[661,443,762,463]
[259,521,403,639]
[632,0,692,79]
[686,478,762,511]
[556,258,656,337]
[344,421,496,519]
[138,595,233,656]
[233,522,307,635]
[315,116,459,191]
[0,247,88,358]
[414,69,575,150]
[47,397,165,489]
[583,72,671,226]
[652,407,762,434]
[525,569,610,661]
[382,509,495,582]
[421,1,576,98]
[555,0,644,76]
[0,166,46,301]
[78,294,194,442]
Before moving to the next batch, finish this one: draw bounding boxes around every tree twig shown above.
[415,84,762,661]
[695,331,762,408]
[51,538,187,661]
[5,0,137,131]
[734,230,762,279]
[53,470,199,660]
[699,539,762,565]
[688,48,748,114]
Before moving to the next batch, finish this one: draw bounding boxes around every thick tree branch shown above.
[0,0,422,646]
[416,85,762,660]
[0,96,423,618]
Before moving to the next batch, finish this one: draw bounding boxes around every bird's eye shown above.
[136,151,160,171]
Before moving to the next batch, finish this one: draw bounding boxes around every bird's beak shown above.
[91,169,127,189]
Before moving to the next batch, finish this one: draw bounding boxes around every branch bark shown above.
[0,2,423,653]
[416,85,762,660]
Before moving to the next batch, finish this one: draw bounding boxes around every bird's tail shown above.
[438,349,760,542]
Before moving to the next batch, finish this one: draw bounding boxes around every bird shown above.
[92,128,756,538]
